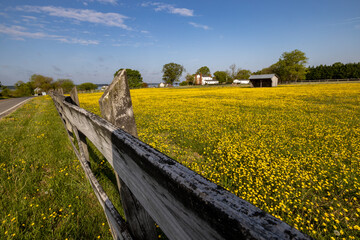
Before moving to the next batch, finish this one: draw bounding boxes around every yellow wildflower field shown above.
[79,83,360,239]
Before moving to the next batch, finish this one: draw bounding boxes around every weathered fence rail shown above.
[51,70,311,240]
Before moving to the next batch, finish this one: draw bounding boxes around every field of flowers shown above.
[79,83,360,239]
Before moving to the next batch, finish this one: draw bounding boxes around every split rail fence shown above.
[50,70,311,240]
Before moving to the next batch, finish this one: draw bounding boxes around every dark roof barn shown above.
[249,74,278,87]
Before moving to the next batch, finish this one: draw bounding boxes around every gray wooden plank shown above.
[52,93,132,240]
[99,69,157,240]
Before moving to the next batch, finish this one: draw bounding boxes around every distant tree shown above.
[30,74,53,92]
[114,68,144,89]
[235,69,252,80]
[213,71,229,84]
[257,63,279,75]
[196,66,211,76]
[0,86,11,98]
[306,62,360,80]
[179,81,188,86]
[276,49,308,82]
[54,79,75,93]
[185,74,194,85]
[227,64,251,82]
[0,81,2,88]
[78,82,98,91]
[14,81,33,96]
[257,49,308,83]
[227,64,237,80]
[162,63,185,84]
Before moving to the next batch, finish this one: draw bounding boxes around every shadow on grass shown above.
[87,139,118,188]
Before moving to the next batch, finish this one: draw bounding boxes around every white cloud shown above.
[22,15,37,21]
[15,5,131,30]
[0,24,52,39]
[57,37,99,45]
[141,2,194,17]
[343,16,360,24]
[189,22,211,30]
[0,24,99,45]
[83,0,118,5]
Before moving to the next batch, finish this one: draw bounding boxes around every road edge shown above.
[0,97,34,119]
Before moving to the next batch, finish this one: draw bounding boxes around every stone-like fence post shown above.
[99,70,157,239]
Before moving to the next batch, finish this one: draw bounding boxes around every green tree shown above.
[185,74,194,85]
[14,81,33,97]
[213,71,229,84]
[54,79,75,93]
[114,69,143,89]
[162,63,185,84]
[196,66,211,76]
[258,49,308,83]
[306,62,360,80]
[0,86,11,98]
[179,81,188,86]
[235,69,252,80]
[227,64,251,82]
[30,74,53,92]
[78,82,98,91]
[277,49,308,82]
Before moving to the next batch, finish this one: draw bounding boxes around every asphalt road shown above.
[0,97,33,118]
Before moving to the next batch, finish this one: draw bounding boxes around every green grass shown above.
[0,96,113,239]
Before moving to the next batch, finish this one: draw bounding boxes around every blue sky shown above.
[0,0,360,85]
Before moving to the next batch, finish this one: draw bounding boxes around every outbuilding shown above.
[233,79,250,84]
[249,74,278,87]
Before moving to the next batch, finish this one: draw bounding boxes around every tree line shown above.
[162,63,253,86]
[0,75,99,98]
[0,68,146,98]
[162,49,310,85]
[306,62,360,80]
[162,50,360,86]
[2,50,359,98]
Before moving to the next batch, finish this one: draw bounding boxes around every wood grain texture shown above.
[51,92,312,240]
[52,93,132,240]
[69,88,90,164]
[99,70,157,240]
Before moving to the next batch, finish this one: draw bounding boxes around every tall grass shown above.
[0,96,112,239]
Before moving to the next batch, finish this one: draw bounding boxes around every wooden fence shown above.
[50,70,311,240]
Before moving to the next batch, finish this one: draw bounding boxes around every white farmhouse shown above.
[195,74,219,85]
[233,79,250,84]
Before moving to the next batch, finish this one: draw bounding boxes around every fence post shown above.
[70,87,90,165]
[99,70,157,240]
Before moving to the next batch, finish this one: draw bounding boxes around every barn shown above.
[249,74,278,87]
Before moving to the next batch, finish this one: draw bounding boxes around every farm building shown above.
[249,74,278,87]
[195,74,219,85]
[233,79,250,84]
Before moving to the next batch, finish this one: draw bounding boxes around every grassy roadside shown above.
[0,96,112,239]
